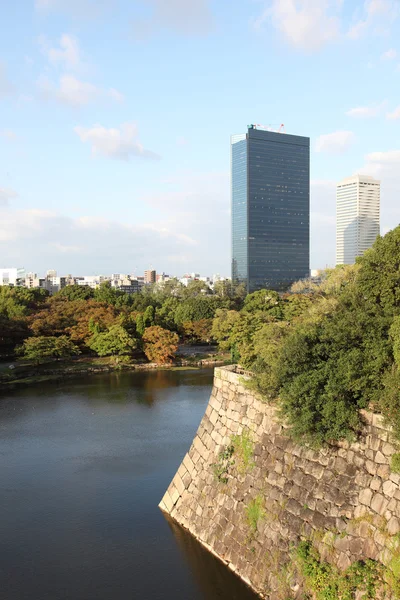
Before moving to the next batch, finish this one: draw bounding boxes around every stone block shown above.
[359,488,373,506]
[370,477,382,491]
[371,493,389,516]
[387,516,400,535]
[377,464,390,479]
[382,442,396,456]
[375,451,387,464]
[383,479,397,498]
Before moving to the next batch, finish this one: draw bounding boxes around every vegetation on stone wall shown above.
[295,540,386,599]
[214,226,400,447]
[245,495,265,534]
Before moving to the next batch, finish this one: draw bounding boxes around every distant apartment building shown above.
[76,275,108,289]
[144,270,156,284]
[336,175,380,265]
[231,124,310,292]
[0,268,25,286]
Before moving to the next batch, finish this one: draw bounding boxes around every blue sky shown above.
[1,0,400,276]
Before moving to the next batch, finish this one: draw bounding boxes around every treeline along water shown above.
[0,368,258,600]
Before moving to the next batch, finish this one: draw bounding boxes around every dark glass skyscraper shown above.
[231,126,310,292]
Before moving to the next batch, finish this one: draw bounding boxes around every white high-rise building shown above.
[336,175,380,265]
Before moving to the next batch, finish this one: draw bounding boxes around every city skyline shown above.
[1,1,400,274]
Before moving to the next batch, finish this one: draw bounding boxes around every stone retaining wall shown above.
[159,366,400,599]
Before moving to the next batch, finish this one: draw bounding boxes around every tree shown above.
[56,285,94,301]
[182,280,211,298]
[0,286,48,319]
[142,326,179,364]
[182,319,213,343]
[211,309,241,350]
[0,315,30,356]
[174,296,224,327]
[94,281,125,305]
[136,314,145,336]
[242,289,282,318]
[21,336,80,364]
[156,297,180,330]
[143,305,155,327]
[88,325,137,357]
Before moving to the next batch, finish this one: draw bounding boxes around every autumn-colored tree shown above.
[182,319,213,343]
[29,298,117,345]
[67,301,118,345]
[29,298,82,337]
[142,326,179,364]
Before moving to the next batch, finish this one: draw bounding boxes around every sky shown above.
[1,0,400,277]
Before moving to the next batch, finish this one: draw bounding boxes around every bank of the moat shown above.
[0,348,227,389]
[160,365,400,599]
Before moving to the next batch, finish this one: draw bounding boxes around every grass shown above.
[231,428,255,473]
[391,453,400,474]
[245,494,265,534]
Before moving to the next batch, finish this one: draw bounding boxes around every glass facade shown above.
[231,127,310,292]
[231,134,247,283]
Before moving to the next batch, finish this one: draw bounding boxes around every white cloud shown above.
[348,0,399,39]
[39,34,82,70]
[0,207,199,274]
[1,129,18,141]
[0,187,18,207]
[358,149,400,239]
[37,74,123,107]
[132,0,213,38]
[0,170,232,275]
[74,123,160,160]
[0,61,15,97]
[315,131,355,154]
[381,48,397,60]
[346,101,386,118]
[387,106,400,120]
[365,150,400,165]
[253,0,341,52]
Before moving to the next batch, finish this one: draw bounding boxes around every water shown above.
[0,369,258,600]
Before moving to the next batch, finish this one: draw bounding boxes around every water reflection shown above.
[164,514,259,600]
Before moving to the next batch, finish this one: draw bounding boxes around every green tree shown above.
[136,314,145,336]
[55,285,94,301]
[211,309,241,351]
[174,297,223,327]
[182,280,211,298]
[0,315,30,356]
[156,297,180,330]
[94,281,125,305]
[143,305,155,327]
[242,289,282,318]
[88,325,137,357]
[21,335,80,364]
[142,326,179,364]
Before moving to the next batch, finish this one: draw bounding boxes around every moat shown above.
[0,368,258,600]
